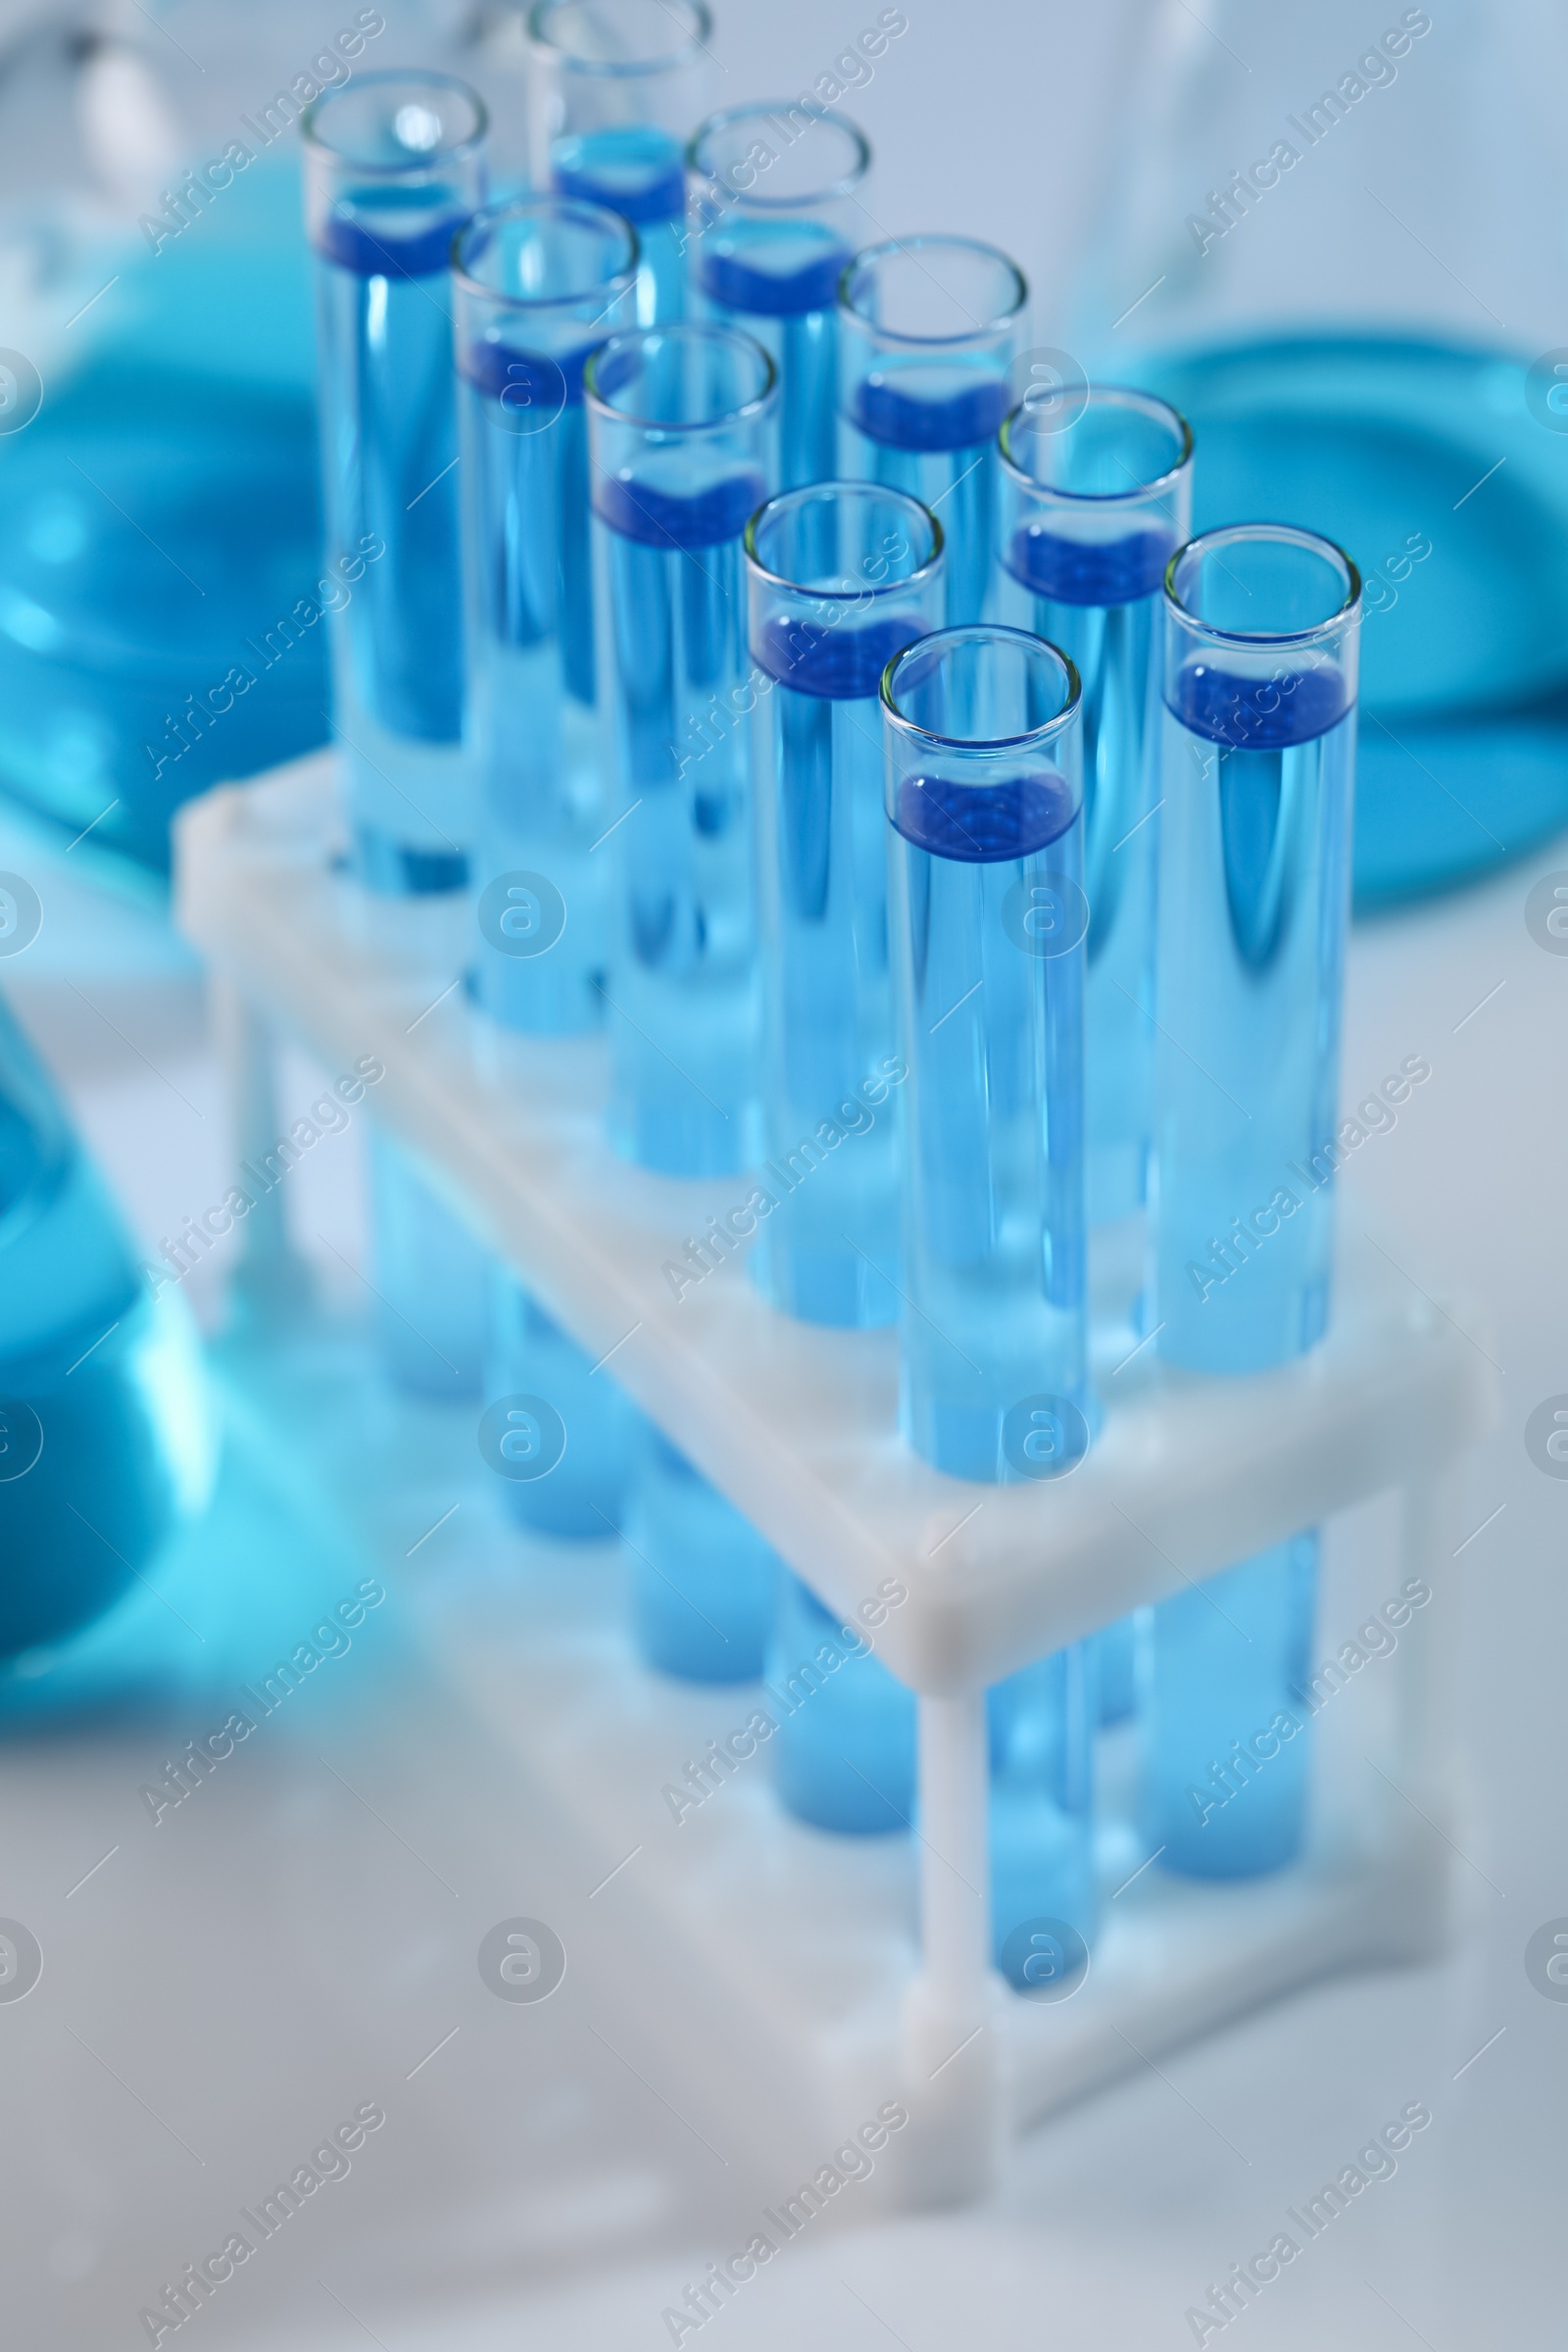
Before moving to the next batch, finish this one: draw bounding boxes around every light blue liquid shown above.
[0,1000,196,1658]
[843,367,1010,625]
[314,188,472,886]
[488,1276,633,1540]
[463,353,607,1034]
[367,1135,488,1400]
[769,1573,915,1833]
[752,615,917,1324]
[697,222,849,491]
[554,127,687,324]
[1140,1536,1316,1878]
[889,768,1088,1478]
[1093,1616,1138,1725]
[1144,335,1568,905]
[595,465,765,1175]
[627,1432,779,1682]
[997,527,1170,1223]
[989,1645,1098,1981]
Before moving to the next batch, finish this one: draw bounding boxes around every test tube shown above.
[1143,523,1361,1878]
[454,197,640,1039]
[627,1430,780,1681]
[302,72,488,901]
[839,237,1026,626]
[585,322,777,1176]
[744,483,944,1325]
[488,1277,636,1536]
[989,1645,1098,1984]
[882,624,1088,1478]
[366,1131,489,1398]
[687,103,872,491]
[769,1573,914,1832]
[527,0,713,326]
[996,386,1193,1228]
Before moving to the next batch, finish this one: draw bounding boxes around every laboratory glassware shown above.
[989,1644,1098,1984]
[628,1429,780,1682]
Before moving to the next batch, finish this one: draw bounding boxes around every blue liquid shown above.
[554,127,686,323]
[890,769,1087,1478]
[1000,523,1175,1221]
[752,616,924,1324]
[844,368,1010,623]
[627,1433,780,1682]
[595,467,766,1174]
[769,1573,915,1833]
[367,1136,488,1399]
[463,340,607,1035]
[699,223,851,490]
[1141,1536,1316,1878]
[0,1002,195,1658]
[1143,335,1568,904]
[989,1646,1098,1980]
[1152,664,1353,1373]
[1094,1617,1139,1725]
[488,1278,633,1539]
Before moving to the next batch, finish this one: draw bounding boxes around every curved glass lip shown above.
[301,70,488,172]
[687,102,872,209]
[839,235,1028,347]
[452,196,639,308]
[999,384,1195,505]
[880,623,1082,753]
[582,320,778,430]
[526,0,714,75]
[1163,522,1362,647]
[743,482,945,599]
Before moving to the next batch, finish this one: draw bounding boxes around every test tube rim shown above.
[686,101,872,211]
[1163,521,1363,650]
[837,234,1028,349]
[583,320,778,433]
[742,481,945,600]
[300,68,489,174]
[879,621,1082,756]
[451,195,641,310]
[998,383,1195,506]
[525,0,715,76]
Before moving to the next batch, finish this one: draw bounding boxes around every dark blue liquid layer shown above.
[894,767,1077,862]
[851,371,1010,455]
[594,469,765,553]
[555,127,685,223]
[315,191,468,279]
[462,335,599,408]
[754,612,922,701]
[699,242,849,318]
[1169,661,1349,750]
[1005,522,1174,609]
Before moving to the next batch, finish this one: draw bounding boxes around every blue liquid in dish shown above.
[488,1279,634,1539]
[890,768,1087,1478]
[463,336,607,1035]
[770,1572,915,1832]
[1152,663,1353,1373]
[699,223,851,490]
[554,127,686,322]
[989,1646,1098,1980]
[1141,1535,1316,1878]
[1143,335,1568,904]
[1000,522,1175,1221]
[751,614,924,1325]
[845,368,1010,624]
[627,1432,780,1681]
[595,467,766,1174]
[0,1000,198,1658]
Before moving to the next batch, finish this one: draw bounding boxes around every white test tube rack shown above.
[174,756,1498,2207]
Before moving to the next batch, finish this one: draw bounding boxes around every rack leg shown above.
[898,1690,1004,2205]
[212,976,312,1324]
[1374,1465,1468,1963]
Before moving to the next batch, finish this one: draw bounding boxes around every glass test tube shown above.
[527,0,713,326]
[366,1132,489,1399]
[687,103,872,491]
[302,72,488,896]
[839,237,1026,627]
[769,1573,914,1833]
[586,322,777,1176]
[989,1644,1099,1984]
[996,386,1193,1228]
[627,1429,781,1681]
[455,197,640,1039]
[1143,524,1361,1879]
[883,624,1089,1479]
[745,483,944,1325]
[488,1276,636,1538]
